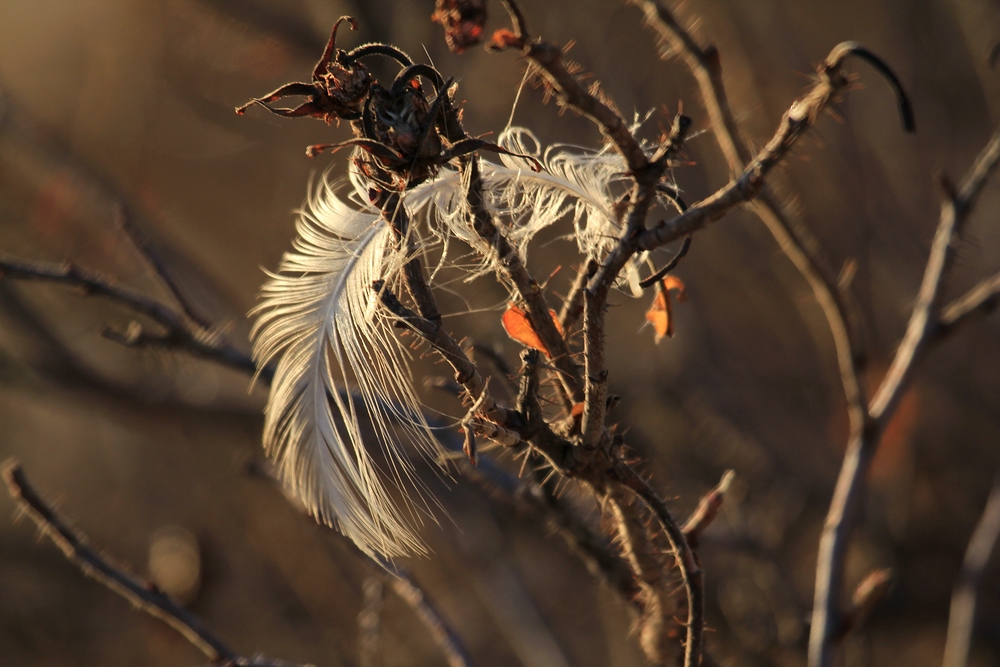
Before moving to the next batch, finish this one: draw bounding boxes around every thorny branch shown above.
[630,0,873,438]
[487,4,704,663]
[627,2,999,665]
[2,460,306,667]
[632,42,915,253]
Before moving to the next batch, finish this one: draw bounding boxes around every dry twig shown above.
[942,470,1000,667]
[1,460,306,667]
[0,253,267,381]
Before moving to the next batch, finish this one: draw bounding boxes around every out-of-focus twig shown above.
[837,568,892,639]
[942,470,1000,667]
[937,271,1000,336]
[682,470,735,548]
[813,126,1000,667]
[0,254,185,328]
[115,206,213,330]
[371,558,474,667]
[1,460,307,667]
[0,253,268,382]
[358,577,384,667]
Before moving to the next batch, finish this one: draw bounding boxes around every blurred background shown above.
[1,0,1000,665]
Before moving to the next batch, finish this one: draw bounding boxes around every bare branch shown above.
[612,463,704,667]
[115,206,213,330]
[375,561,474,667]
[812,125,1000,667]
[682,470,736,548]
[1,460,306,667]
[0,253,267,382]
[558,260,598,334]
[493,0,649,173]
[634,42,912,254]
[938,271,1000,335]
[870,127,1000,423]
[943,471,1000,667]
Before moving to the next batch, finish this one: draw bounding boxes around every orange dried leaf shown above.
[501,305,564,356]
[645,276,686,342]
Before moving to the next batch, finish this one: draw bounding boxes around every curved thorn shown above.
[342,43,413,68]
[314,16,358,80]
[390,64,446,96]
[235,82,315,115]
[828,42,915,133]
[639,236,692,289]
[444,138,543,171]
[306,138,405,163]
[656,183,688,214]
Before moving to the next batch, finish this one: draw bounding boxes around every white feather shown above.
[406,127,650,293]
[252,128,660,557]
[251,180,440,558]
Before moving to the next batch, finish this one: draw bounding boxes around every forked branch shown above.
[812,125,1000,667]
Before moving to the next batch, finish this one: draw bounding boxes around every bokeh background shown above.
[2,1,1000,666]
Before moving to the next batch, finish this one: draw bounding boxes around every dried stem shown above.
[558,259,598,334]
[495,0,648,173]
[612,463,704,667]
[812,125,1000,667]
[942,471,1000,667]
[377,562,474,667]
[1,460,305,667]
[462,157,585,402]
[0,253,266,381]
[115,206,213,330]
[938,271,1000,335]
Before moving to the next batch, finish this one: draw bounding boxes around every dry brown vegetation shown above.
[2,2,1000,667]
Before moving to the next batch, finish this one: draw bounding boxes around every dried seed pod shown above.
[432,0,488,54]
[236,17,373,123]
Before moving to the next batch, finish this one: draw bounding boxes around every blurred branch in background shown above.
[943,469,1000,667]
[626,1,1000,664]
[0,211,630,667]
[2,460,308,667]
[3,1,1000,665]
[0,252,265,381]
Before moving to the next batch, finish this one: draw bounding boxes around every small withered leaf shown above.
[645,276,686,342]
[501,305,564,356]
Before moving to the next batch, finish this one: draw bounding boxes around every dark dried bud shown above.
[316,59,372,120]
[356,82,444,187]
[432,0,488,54]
